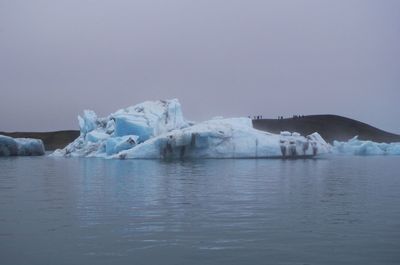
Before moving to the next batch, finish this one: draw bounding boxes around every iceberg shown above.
[113,118,330,159]
[0,135,45,156]
[332,136,400,156]
[52,99,331,159]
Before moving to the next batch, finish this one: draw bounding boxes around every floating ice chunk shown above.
[0,135,18,156]
[51,99,331,159]
[332,136,400,155]
[0,135,45,156]
[55,101,331,159]
[51,98,400,159]
[15,138,46,156]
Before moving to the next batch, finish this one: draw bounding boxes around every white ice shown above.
[332,136,400,156]
[51,99,331,159]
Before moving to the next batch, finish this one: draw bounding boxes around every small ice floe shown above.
[0,135,45,156]
[332,136,400,156]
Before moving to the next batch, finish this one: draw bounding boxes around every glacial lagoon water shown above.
[0,156,399,265]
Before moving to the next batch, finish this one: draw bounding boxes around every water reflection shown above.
[75,158,367,251]
[1,156,400,264]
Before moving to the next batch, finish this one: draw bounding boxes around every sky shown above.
[0,0,399,133]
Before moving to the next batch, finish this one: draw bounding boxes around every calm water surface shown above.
[0,156,399,265]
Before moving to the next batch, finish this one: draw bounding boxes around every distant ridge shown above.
[253,114,400,144]
[1,115,399,151]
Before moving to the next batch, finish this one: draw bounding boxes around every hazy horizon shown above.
[1,0,399,133]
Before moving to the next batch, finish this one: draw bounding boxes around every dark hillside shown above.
[253,115,400,143]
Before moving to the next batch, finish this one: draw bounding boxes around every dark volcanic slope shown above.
[253,115,400,144]
[0,130,79,151]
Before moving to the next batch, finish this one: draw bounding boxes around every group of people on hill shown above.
[277,115,306,120]
[292,115,306,119]
[249,115,263,120]
[250,115,306,120]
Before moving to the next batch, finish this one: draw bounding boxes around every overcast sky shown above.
[1,0,399,133]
